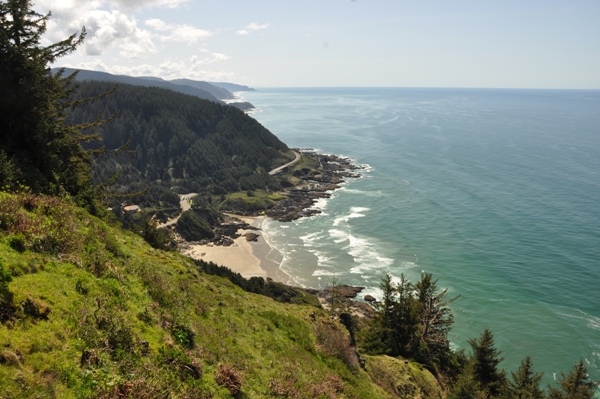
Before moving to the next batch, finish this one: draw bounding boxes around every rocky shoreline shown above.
[177,150,364,249]
[266,149,363,222]
[175,150,375,314]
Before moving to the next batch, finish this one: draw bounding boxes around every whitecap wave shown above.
[312,269,337,277]
[332,206,370,226]
[328,229,349,244]
[300,231,325,244]
[346,234,394,274]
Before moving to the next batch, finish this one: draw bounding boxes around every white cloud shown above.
[145,19,212,44]
[38,0,231,81]
[37,0,189,14]
[64,59,111,72]
[82,10,156,58]
[145,18,169,31]
[36,0,206,58]
[111,0,190,11]
[237,22,270,36]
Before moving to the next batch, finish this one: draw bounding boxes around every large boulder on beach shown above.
[243,232,259,242]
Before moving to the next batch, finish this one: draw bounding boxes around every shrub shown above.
[75,278,90,295]
[21,296,51,320]
[314,321,360,370]
[172,325,195,349]
[8,233,26,252]
[176,210,214,241]
[0,349,21,366]
[0,262,14,323]
[216,364,242,398]
[158,346,202,381]
[0,193,80,254]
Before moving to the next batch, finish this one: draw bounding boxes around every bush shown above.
[216,364,242,398]
[21,296,51,320]
[159,346,202,381]
[172,325,195,349]
[0,193,80,254]
[0,262,14,323]
[314,321,360,370]
[176,210,214,241]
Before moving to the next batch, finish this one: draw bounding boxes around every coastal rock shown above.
[243,232,259,242]
[364,294,377,303]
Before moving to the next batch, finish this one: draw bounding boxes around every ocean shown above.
[242,87,600,387]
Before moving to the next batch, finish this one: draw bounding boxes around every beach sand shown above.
[182,215,290,283]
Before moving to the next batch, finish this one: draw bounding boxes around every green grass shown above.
[0,192,435,398]
[220,190,285,214]
[363,355,444,399]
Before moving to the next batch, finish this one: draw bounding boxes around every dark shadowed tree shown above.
[548,360,597,399]
[0,0,109,207]
[508,356,545,399]
[414,272,459,363]
[468,328,508,398]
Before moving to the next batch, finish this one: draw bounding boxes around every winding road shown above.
[158,193,198,228]
[269,151,301,175]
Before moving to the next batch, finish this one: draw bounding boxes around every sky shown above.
[37,0,600,88]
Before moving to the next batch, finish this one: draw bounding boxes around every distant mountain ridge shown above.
[170,78,234,100]
[55,68,221,102]
[52,68,257,107]
[209,81,256,93]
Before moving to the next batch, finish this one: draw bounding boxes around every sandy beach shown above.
[182,215,291,283]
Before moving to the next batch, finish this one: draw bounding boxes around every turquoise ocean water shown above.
[242,88,600,387]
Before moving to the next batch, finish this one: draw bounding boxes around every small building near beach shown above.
[123,205,141,214]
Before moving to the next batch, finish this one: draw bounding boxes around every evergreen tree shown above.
[548,360,597,399]
[448,366,485,399]
[358,273,395,355]
[508,356,545,399]
[414,272,459,362]
[0,0,105,202]
[392,273,420,356]
[359,272,457,363]
[468,328,508,398]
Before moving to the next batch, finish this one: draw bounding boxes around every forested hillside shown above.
[67,81,293,204]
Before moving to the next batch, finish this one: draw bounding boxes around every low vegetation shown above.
[0,192,404,398]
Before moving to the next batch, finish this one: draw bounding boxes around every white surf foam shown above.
[312,269,337,277]
[300,231,325,244]
[332,206,370,226]
[328,229,349,244]
[346,234,394,274]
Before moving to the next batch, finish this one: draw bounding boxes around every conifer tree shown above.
[509,356,545,399]
[415,272,459,362]
[548,360,597,399]
[0,0,106,203]
[468,328,508,398]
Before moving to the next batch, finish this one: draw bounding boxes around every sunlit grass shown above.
[0,192,440,398]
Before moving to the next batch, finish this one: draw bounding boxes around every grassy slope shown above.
[0,192,440,398]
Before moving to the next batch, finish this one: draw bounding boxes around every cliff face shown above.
[0,192,441,398]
